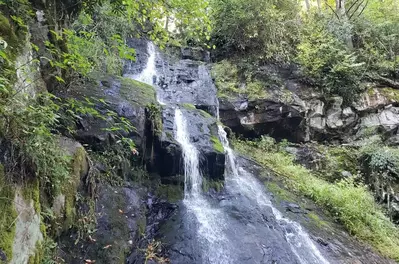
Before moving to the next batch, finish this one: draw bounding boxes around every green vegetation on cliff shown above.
[210,0,399,103]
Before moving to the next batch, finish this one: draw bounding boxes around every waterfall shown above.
[132,42,156,86]
[127,41,165,105]
[174,108,234,264]
[217,125,330,264]
[174,109,202,197]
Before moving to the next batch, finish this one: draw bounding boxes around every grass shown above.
[234,139,399,261]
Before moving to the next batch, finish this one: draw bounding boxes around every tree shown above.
[210,0,300,62]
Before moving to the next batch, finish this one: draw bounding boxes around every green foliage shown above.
[297,14,365,104]
[210,0,300,62]
[234,139,399,260]
[211,60,268,99]
[352,0,399,77]
[0,164,17,263]
[318,145,359,181]
[82,0,211,48]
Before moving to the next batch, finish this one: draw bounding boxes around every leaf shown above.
[55,76,65,84]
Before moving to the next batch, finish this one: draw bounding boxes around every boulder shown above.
[58,75,157,149]
[359,106,399,135]
[181,47,210,62]
[219,98,305,142]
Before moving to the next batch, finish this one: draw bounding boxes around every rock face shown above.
[217,64,399,143]
[10,190,43,264]
[58,184,147,264]
[219,97,304,141]
[125,39,225,182]
[58,75,157,150]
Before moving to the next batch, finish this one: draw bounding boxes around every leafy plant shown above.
[297,14,365,104]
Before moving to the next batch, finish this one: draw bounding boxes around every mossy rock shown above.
[199,109,212,118]
[210,135,224,153]
[202,178,224,192]
[118,77,156,106]
[380,87,399,102]
[181,103,196,110]
[0,13,21,59]
[155,184,183,203]
[0,164,17,264]
[55,138,88,232]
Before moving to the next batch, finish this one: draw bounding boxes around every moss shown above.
[199,109,212,118]
[22,178,41,214]
[155,184,183,203]
[202,178,224,192]
[147,102,162,135]
[181,103,196,110]
[210,135,224,153]
[27,241,43,264]
[265,181,295,203]
[165,131,174,140]
[118,77,156,106]
[380,87,399,102]
[62,147,86,230]
[137,215,147,238]
[307,212,328,228]
[0,13,21,59]
[0,164,17,263]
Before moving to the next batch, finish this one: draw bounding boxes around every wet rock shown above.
[285,202,302,214]
[58,185,146,264]
[148,106,225,181]
[219,98,305,142]
[58,74,157,149]
[181,47,210,62]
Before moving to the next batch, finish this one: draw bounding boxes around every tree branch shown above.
[324,0,340,19]
[366,73,399,89]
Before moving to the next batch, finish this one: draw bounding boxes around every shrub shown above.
[297,15,365,104]
[210,0,300,62]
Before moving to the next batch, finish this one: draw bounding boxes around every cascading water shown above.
[126,41,165,105]
[131,42,156,86]
[217,125,330,264]
[129,41,333,264]
[174,108,234,264]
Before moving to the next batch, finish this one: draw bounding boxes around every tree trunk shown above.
[335,0,354,49]
[304,0,310,11]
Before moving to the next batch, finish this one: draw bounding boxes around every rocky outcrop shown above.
[218,74,399,143]
[58,184,147,264]
[219,97,305,141]
[148,106,225,182]
[58,75,157,149]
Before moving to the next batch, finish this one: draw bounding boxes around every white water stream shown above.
[174,108,233,264]
[217,125,330,264]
